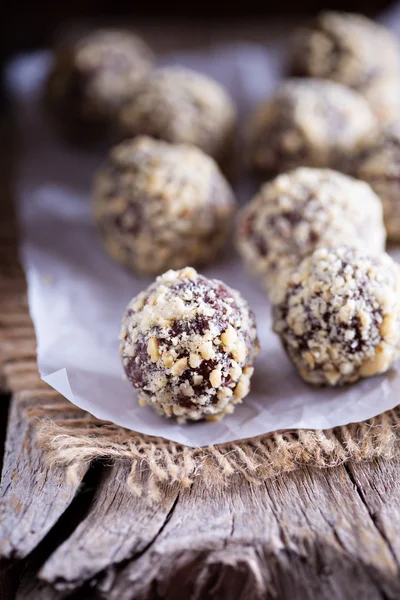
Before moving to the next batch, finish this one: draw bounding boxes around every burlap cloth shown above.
[1,197,399,497]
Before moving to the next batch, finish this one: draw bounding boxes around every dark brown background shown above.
[0,0,393,61]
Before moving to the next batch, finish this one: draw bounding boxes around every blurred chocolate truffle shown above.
[237,168,385,301]
[290,12,400,124]
[273,246,400,386]
[116,67,236,166]
[248,79,377,175]
[120,267,259,421]
[353,124,400,242]
[93,136,236,275]
[45,29,154,143]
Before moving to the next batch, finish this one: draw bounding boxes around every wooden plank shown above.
[17,581,101,600]
[38,462,179,592]
[0,392,86,563]
[15,464,107,600]
[1,362,46,392]
[0,560,24,600]
[17,580,68,600]
[96,465,400,600]
[347,458,400,565]
[0,313,33,328]
[0,339,36,372]
[262,464,400,600]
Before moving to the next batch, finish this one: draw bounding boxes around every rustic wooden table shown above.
[1,22,400,599]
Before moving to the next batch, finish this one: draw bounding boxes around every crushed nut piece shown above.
[162,353,174,368]
[234,374,251,399]
[170,357,188,377]
[199,341,214,360]
[209,368,222,388]
[147,337,159,362]
[217,387,233,401]
[221,325,238,351]
[232,340,247,363]
[189,353,202,368]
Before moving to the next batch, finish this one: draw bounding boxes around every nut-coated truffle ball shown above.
[290,12,400,124]
[120,267,259,421]
[353,124,400,242]
[93,136,236,275]
[237,168,385,300]
[45,29,154,143]
[248,79,378,175]
[116,67,236,165]
[273,246,400,386]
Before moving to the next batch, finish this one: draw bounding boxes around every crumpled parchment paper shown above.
[6,24,400,446]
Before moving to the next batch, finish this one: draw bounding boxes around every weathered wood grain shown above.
[12,458,400,600]
[2,361,46,392]
[92,465,400,600]
[263,464,400,600]
[16,580,67,600]
[0,391,86,563]
[14,463,106,600]
[38,462,180,592]
[347,458,400,565]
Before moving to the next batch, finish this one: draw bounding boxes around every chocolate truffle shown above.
[290,12,400,124]
[248,79,377,175]
[120,267,259,421]
[45,29,154,143]
[353,124,400,242]
[237,168,385,301]
[93,136,236,275]
[273,246,400,386]
[116,67,236,165]
[249,79,377,174]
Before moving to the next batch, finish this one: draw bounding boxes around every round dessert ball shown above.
[116,67,236,166]
[93,136,236,275]
[45,29,154,143]
[248,79,378,175]
[360,75,400,127]
[120,267,259,421]
[290,12,400,124]
[237,168,386,301]
[353,124,400,242]
[273,246,400,386]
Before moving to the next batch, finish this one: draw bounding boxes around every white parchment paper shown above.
[6,32,400,447]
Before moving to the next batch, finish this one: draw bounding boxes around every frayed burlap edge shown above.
[25,400,400,499]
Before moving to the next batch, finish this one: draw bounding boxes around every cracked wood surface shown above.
[0,391,86,564]
[38,464,180,591]
[97,461,400,600]
[9,459,400,600]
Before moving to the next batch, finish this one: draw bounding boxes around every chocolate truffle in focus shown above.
[93,136,236,275]
[120,267,259,421]
[273,246,400,386]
